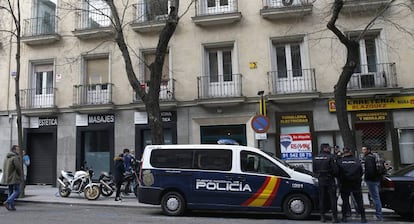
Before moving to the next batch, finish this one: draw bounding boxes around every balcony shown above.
[72,7,114,40]
[21,16,61,45]
[130,1,169,33]
[132,79,177,109]
[260,0,313,20]
[20,88,58,115]
[342,0,389,14]
[197,74,245,107]
[73,83,114,112]
[267,68,319,102]
[192,0,242,26]
[347,63,400,96]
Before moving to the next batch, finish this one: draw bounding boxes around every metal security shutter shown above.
[27,133,56,185]
[355,122,386,151]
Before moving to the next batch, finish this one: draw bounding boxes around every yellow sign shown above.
[249,62,257,69]
[329,96,414,112]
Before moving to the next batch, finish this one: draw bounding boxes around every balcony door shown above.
[273,42,305,93]
[206,48,237,97]
[85,57,110,104]
[32,64,54,108]
[33,0,56,35]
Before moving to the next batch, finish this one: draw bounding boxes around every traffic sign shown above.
[251,115,270,133]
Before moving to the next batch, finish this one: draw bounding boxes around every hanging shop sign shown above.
[280,133,312,160]
[329,95,414,112]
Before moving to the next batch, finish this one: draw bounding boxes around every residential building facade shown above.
[1,0,414,185]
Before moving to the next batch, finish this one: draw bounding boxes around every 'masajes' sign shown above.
[329,95,414,112]
[88,114,115,124]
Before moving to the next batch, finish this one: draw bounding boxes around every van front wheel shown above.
[283,193,311,220]
[161,191,186,216]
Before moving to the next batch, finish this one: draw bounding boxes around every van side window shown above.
[150,149,193,169]
[241,151,289,177]
[195,149,232,171]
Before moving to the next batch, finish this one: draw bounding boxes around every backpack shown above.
[370,152,387,176]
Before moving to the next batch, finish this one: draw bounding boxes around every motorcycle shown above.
[99,161,140,197]
[57,164,101,200]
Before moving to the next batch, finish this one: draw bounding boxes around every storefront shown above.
[329,95,414,168]
[75,114,114,178]
[275,112,315,171]
[134,111,177,159]
[24,117,58,185]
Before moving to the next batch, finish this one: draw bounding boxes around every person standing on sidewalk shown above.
[1,145,23,211]
[362,145,383,221]
[23,150,30,183]
[337,147,366,223]
[313,143,339,223]
[113,153,125,202]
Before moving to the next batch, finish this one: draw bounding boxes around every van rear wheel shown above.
[283,193,311,220]
[161,191,186,216]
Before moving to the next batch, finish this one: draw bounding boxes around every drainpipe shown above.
[7,16,14,149]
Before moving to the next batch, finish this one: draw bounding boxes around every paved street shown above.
[0,185,410,224]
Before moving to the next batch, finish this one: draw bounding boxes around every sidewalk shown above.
[17,184,155,208]
[17,185,394,214]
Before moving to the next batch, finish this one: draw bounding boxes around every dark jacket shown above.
[113,156,125,183]
[363,152,381,182]
[1,152,23,185]
[313,151,338,185]
[338,154,363,191]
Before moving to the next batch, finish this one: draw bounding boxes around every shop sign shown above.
[280,133,312,160]
[354,111,390,122]
[280,114,309,125]
[30,117,58,128]
[88,114,115,124]
[329,95,414,112]
[161,111,176,123]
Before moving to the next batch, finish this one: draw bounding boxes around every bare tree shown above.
[327,0,396,151]
[105,0,180,145]
[0,0,25,196]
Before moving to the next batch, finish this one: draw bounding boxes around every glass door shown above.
[33,65,54,108]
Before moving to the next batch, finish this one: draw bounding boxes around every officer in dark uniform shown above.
[337,147,366,223]
[313,143,339,223]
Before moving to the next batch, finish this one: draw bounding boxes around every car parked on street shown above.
[0,169,9,203]
[381,164,414,220]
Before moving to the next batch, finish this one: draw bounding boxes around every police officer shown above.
[313,143,339,223]
[337,147,367,223]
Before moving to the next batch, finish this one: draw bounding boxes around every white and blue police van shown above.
[138,144,319,220]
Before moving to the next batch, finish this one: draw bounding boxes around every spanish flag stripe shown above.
[248,177,277,206]
[263,178,280,206]
[241,176,270,206]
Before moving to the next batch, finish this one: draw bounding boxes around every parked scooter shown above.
[99,160,140,197]
[57,163,101,200]
[98,171,115,197]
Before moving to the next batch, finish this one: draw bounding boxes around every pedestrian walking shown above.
[361,145,383,221]
[23,149,30,182]
[1,145,23,211]
[337,147,366,223]
[313,143,339,223]
[113,153,125,202]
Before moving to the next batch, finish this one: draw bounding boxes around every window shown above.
[142,51,169,82]
[399,129,414,164]
[274,43,303,78]
[240,151,288,177]
[143,0,169,21]
[82,0,111,28]
[207,47,233,82]
[150,149,232,171]
[32,0,57,35]
[199,0,236,15]
[84,56,110,104]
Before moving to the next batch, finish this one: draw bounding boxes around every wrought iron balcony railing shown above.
[23,16,57,36]
[348,63,397,89]
[73,83,113,106]
[268,68,317,94]
[197,74,242,99]
[133,79,175,102]
[133,0,170,23]
[76,7,111,30]
[263,0,313,9]
[195,0,239,16]
[20,88,56,109]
